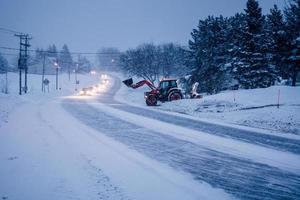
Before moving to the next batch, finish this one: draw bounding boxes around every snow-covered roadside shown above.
[0,72,99,126]
[160,86,300,135]
[113,73,300,135]
[0,93,24,127]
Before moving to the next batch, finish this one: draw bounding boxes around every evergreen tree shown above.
[0,52,8,73]
[77,56,91,73]
[245,0,264,34]
[97,47,120,71]
[266,5,287,79]
[189,16,232,94]
[31,48,45,66]
[47,44,58,58]
[233,0,277,89]
[34,48,43,61]
[59,44,73,80]
[284,0,300,86]
[0,52,9,94]
[226,13,246,88]
[227,13,246,53]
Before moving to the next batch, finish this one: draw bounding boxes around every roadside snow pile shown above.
[159,86,300,135]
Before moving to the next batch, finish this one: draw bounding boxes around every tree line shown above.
[33,44,92,78]
[0,52,8,74]
[119,0,300,94]
[0,44,93,77]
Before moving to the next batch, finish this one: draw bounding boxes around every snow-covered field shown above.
[116,76,300,135]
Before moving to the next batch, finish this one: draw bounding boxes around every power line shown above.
[0,46,121,55]
[41,49,121,55]
[0,52,107,65]
[0,27,23,35]
[0,52,19,56]
[0,27,122,55]
[0,46,21,51]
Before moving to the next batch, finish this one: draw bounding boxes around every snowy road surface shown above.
[1,73,300,200]
[62,75,300,200]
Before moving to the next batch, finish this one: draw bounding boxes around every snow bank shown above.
[115,76,300,135]
[160,86,300,135]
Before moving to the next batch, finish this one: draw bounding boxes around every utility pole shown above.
[56,67,58,90]
[54,60,59,90]
[75,63,78,91]
[42,54,46,92]
[15,34,24,95]
[59,64,62,90]
[5,66,8,94]
[15,33,31,95]
[75,55,81,91]
[24,35,31,93]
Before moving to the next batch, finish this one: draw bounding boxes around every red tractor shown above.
[122,78,183,106]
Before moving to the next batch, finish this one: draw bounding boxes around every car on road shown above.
[79,87,94,96]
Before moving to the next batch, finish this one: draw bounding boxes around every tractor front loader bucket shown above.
[122,78,133,87]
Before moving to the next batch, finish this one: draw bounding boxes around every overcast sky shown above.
[0,0,286,56]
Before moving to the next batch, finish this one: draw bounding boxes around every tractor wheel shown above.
[168,91,182,102]
[146,95,157,106]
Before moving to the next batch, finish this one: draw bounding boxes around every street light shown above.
[75,63,79,91]
[54,61,59,90]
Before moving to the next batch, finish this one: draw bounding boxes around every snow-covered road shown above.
[61,75,300,200]
[1,73,300,200]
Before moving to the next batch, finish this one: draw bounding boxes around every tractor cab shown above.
[158,79,178,90]
[159,79,177,89]
[158,79,180,101]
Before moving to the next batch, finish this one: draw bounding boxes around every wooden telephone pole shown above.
[14,33,31,95]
